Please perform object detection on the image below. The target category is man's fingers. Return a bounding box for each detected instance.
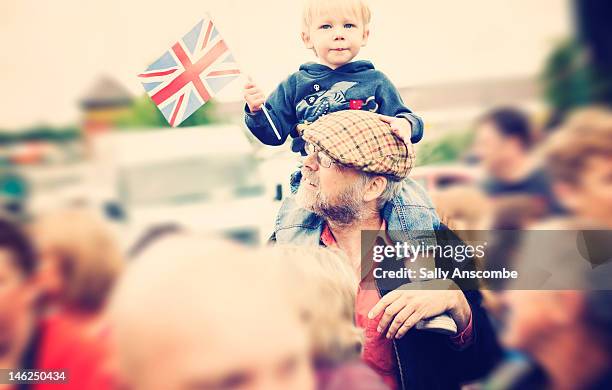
[385,306,415,339]
[376,299,406,334]
[244,86,260,94]
[378,114,395,123]
[395,310,423,339]
[247,93,265,101]
[368,290,399,319]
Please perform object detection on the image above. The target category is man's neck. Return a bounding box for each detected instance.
[327,210,382,270]
[494,155,532,183]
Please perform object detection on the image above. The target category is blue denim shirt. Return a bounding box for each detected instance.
[270,178,440,245]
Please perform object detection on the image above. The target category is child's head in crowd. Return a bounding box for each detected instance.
[110,237,315,390]
[32,209,123,313]
[301,0,371,69]
[269,246,361,365]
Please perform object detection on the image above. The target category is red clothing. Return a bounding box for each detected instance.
[321,222,473,390]
[316,360,390,390]
[30,314,114,390]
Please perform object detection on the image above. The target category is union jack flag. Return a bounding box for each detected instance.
[139,17,241,127]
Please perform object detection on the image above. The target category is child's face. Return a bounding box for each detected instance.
[302,10,369,69]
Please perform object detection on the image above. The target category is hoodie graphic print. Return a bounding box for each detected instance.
[244,60,424,152]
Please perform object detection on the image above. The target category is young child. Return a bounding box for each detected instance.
[243,0,423,163]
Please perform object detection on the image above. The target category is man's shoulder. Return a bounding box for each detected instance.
[383,178,441,234]
[271,195,324,245]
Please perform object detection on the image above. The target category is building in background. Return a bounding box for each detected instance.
[80,76,134,137]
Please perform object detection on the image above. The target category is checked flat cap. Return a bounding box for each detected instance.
[301,110,415,180]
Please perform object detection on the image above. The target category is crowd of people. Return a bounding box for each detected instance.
[2,0,611,387]
[0,103,610,390]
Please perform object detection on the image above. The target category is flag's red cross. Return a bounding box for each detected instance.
[151,39,228,107]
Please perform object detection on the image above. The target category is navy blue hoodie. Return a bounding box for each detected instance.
[245,60,424,151]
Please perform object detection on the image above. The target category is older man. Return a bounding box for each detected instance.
[271,110,501,390]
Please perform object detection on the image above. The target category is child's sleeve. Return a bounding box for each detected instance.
[376,73,424,144]
[244,75,298,146]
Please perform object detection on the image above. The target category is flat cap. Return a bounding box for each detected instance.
[301,110,415,180]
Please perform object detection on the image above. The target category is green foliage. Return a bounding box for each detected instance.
[115,94,218,130]
[541,39,593,113]
[416,130,474,166]
[541,38,612,123]
[0,126,80,145]
[115,95,168,128]
[177,99,217,127]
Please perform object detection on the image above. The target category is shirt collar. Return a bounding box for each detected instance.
[320,219,392,248]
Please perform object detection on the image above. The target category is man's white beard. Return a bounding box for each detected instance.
[295,172,365,226]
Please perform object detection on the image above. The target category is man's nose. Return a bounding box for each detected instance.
[303,153,319,171]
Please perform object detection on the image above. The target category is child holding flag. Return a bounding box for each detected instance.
[243,0,423,189]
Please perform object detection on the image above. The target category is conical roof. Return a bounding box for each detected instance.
[80,76,133,109]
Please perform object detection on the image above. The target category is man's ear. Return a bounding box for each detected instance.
[302,31,314,49]
[362,27,370,47]
[363,176,387,203]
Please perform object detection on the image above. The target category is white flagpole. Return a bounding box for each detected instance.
[260,105,282,141]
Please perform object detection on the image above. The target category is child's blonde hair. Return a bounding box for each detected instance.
[267,245,362,364]
[33,208,124,312]
[302,0,372,32]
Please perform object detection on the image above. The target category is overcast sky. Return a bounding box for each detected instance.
[0,0,570,129]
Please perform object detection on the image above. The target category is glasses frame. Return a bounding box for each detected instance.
[304,142,334,168]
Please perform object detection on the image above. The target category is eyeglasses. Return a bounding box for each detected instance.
[304,142,334,168]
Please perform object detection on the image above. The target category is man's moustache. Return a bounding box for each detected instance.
[301,172,319,186]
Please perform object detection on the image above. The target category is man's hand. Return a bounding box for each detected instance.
[244,78,265,113]
[368,282,471,340]
[379,115,412,145]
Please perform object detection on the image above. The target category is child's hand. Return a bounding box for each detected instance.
[379,115,413,145]
[244,78,265,113]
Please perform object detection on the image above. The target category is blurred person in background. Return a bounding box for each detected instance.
[269,246,389,389]
[473,107,564,228]
[475,107,612,389]
[110,236,315,390]
[430,186,493,232]
[483,256,612,389]
[0,218,111,390]
[31,209,123,339]
[541,107,612,228]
